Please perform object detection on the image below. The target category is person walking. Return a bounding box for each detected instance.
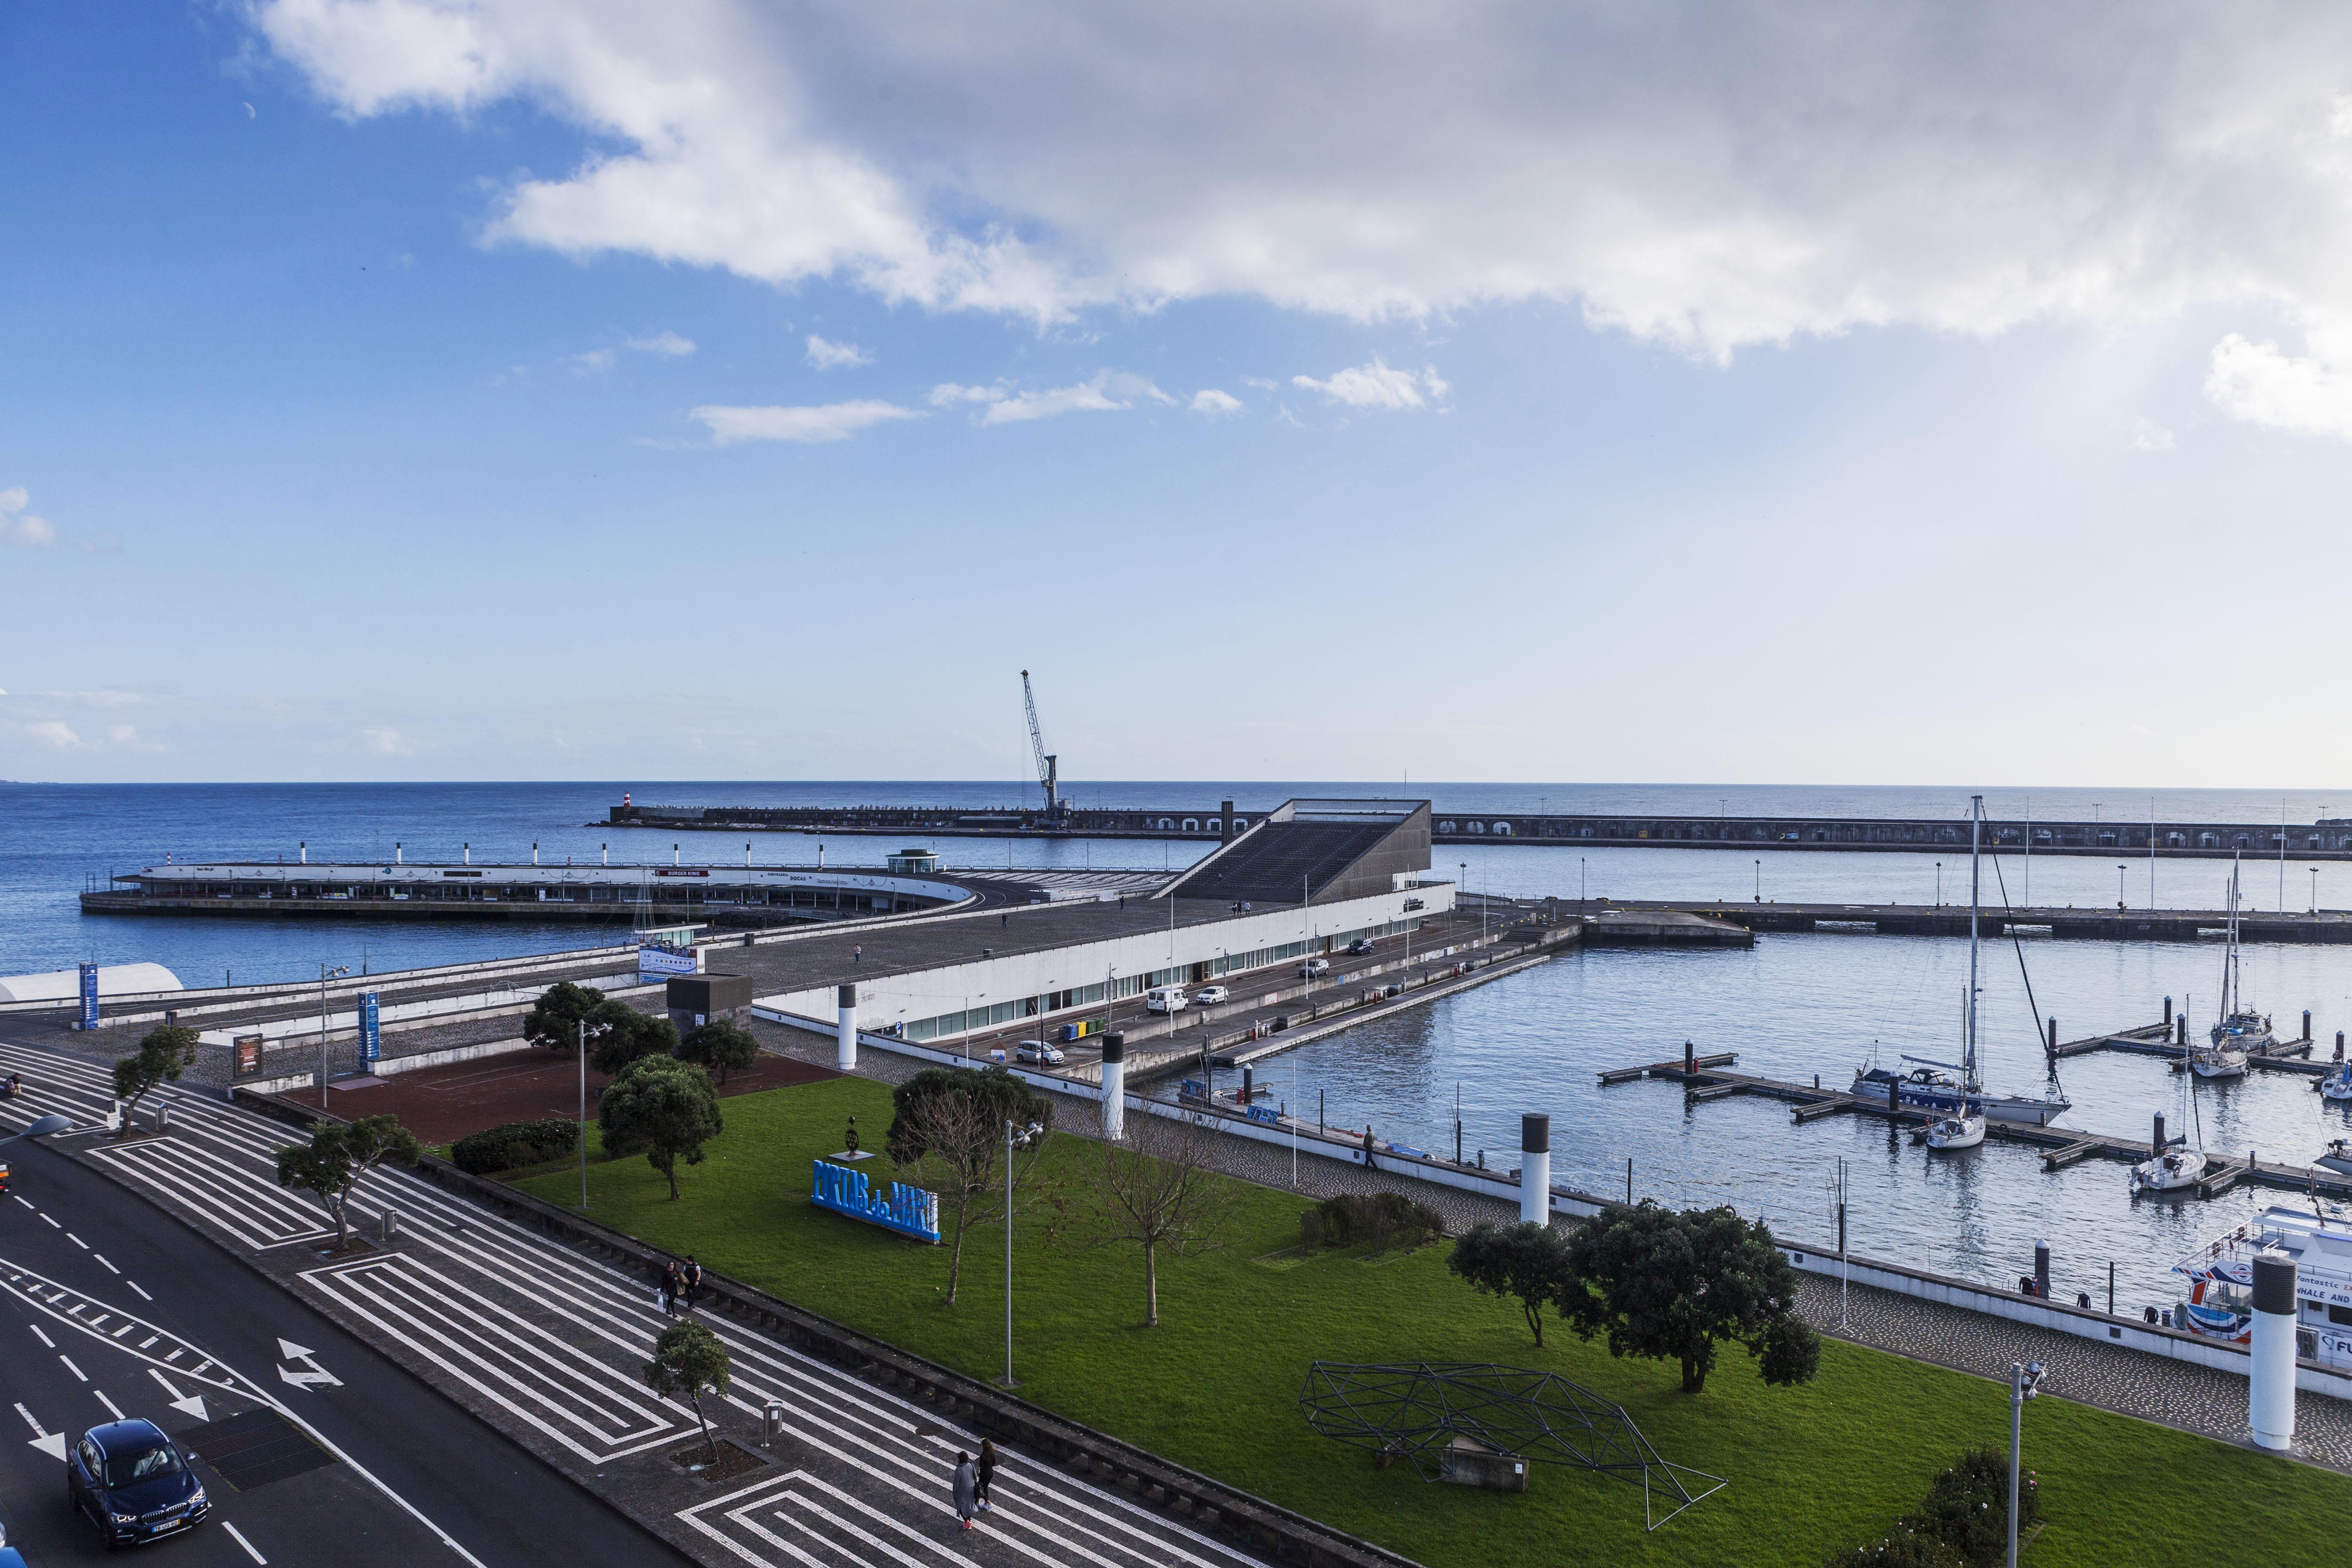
[951,1451,978,1530]
[1362,1125,1378,1171]
[853,944,863,964]
[657,1260,679,1318]
[975,1440,999,1512]
[682,1255,704,1311]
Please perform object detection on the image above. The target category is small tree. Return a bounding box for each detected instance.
[587,1000,678,1077]
[1557,1202,1821,1393]
[679,1019,759,1086]
[885,1066,1054,1306]
[643,1320,731,1465]
[112,1025,199,1137]
[599,1056,723,1200]
[1447,1220,1573,1346]
[274,1114,421,1248]
[1089,1111,1235,1326]
[524,980,607,1054]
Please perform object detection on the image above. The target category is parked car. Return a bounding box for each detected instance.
[1014,1039,1065,1066]
[67,1420,208,1547]
[1347,938,1376,955]
[1297,959,1329,977]
[1193,985,1231,1005]
[1144,987,1189,1013]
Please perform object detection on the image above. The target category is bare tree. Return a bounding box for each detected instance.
[1089,1109,1236,1327]
[889,1067,1053,1306]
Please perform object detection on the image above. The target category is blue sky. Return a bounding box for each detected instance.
[9,3,2352,788]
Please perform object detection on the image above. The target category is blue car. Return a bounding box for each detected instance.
[66,1419,209,1546]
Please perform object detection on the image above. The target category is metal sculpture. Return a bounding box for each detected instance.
[1298,1361,1726,1530]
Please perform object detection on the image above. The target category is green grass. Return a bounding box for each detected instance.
[516,1080,2347,1567]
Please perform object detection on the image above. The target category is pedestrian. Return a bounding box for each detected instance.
[658,1260,678,1318]
[975,1439,998,1512]
[683,1255,704,1310]
[952,1451,978,1530]
[854,944,863,964]
[1362,1125,1377,1171]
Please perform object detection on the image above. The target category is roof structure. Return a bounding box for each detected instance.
[1162,799,1432,906]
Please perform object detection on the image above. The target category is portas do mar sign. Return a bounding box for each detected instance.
[810,1159,941,1245]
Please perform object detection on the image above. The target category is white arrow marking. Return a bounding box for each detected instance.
[17,1401,64,1462]
[276,1338,312,1361]
[278,1366,339,1391]
[149,1369,208,1421]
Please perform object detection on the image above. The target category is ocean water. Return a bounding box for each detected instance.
[6,779,2349,1309]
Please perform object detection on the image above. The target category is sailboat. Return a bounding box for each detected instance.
[2131,1034,2210,1194]
[2192,860,2259,1079]
[2319,1057,2352,1103]
[1924,797,1988,1152]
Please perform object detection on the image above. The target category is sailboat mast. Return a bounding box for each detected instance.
[1967,794,1982,1090]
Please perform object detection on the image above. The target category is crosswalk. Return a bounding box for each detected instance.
[0,1041,1270,1568]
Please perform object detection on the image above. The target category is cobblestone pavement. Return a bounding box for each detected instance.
[757,1021,2352,1476]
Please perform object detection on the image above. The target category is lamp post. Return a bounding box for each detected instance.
[1001,1117,1044,1387]
[1754,859,1760,902]
[318,963,350,1112]
[2312,867,2320,914]
[2118,863,2128,911]
[2007,1361,2047,1568]
[578,1018,589,1210]
[1935,862,1942,907]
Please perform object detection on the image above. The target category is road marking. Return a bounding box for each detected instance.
[9,1196,30,1209]
[94,1388,124,1420]
[150,1370,209,1421]
[39,1213,59,1228]
[140,1335,159,1348]
[29,1323,53,1347]
[59,1354,87,1382]
[166,1348,183,1361]
[14,1402,41,1435]
[66,1232,88,1250]
[128,1281,152,1301]
[95,1253,120,1274]
[221,1520,267,1563]
[16,1402,64,1463]
[113,1322,135,1337]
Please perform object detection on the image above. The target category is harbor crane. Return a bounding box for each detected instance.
[1020,670,1066,825]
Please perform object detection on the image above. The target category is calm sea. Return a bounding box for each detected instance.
[6,779,2347,1310]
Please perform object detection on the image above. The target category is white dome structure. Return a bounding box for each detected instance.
[0,963,183,1004]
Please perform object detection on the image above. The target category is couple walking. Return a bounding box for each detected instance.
[657,1255,703,1317]
[950,1441,999,1529]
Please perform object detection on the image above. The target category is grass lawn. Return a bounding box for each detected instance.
[516,1078,2346,1567]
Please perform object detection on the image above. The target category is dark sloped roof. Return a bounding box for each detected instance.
[1168,821,1392,906]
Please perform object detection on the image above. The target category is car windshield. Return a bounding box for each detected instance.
[105,1443,181,1488]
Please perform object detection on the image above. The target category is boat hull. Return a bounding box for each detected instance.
[1852,1074,2070,1126]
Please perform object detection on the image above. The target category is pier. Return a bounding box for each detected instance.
[1577,896,2352,946]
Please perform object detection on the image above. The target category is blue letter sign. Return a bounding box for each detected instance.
[359,992,381,1063]
[810,1160,941,1244]
[78,962,99,1031]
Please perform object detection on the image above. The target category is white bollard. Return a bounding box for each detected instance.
[1100,1034,1126,1140]
[1520,1114,1551,1226]
[835,985,858,1072]
[2250,1249,2298,1451]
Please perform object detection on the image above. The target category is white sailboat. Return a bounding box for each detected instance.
[1925,797,1988,1152]
[2192,859,2258,1080]
[2319,1058,2352,1103]
[2131,1034,2209,1194]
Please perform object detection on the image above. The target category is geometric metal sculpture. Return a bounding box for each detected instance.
[1299,1362,1727,1530]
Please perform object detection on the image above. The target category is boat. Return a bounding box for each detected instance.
[2316,1138,2352,1178]
[2317,1058,2352,1103]
[1924,798,1988,1153]
[2167,1206,2352,1368]
[2190,860,2259,1079]
[2130,1051,2209,1194]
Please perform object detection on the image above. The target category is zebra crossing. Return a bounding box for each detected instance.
[0,1042,1270,1568]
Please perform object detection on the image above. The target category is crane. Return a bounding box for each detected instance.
[1019,670,1063,823]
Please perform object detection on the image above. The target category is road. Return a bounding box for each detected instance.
[0,1114,691,1568]
[0,1041,1274,1568]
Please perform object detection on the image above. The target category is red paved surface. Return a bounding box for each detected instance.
[278,1048,840,1145]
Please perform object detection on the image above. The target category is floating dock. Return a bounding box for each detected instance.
[1575,898,2352,947]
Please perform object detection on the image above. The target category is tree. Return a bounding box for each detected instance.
[1556,1202,1821,1393]
[885,1066,1054,1306]
[679,1019,759,1085]
[524,981,607,1054]
[1089,1110,1235,1326]
[586,1000,678,1077]
[273,1114,422,1248]
[643,1321,731,1465]
[599,1056,723,1200]
[1447,1220,1574,1346]
[112,1025,199,1137]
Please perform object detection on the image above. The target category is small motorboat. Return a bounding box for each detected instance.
[2315,1138,2352,1179]
[1925,1109,1986,1151]
[2319,1060,2352,1103]
[2132,1146,2209,1194]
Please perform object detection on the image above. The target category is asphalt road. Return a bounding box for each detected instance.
[0,1131,692,1568]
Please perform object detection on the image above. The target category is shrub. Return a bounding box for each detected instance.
[1826,1446,2037,1568]
[451,1119,580,1175]
[1302,1191,1447,1253]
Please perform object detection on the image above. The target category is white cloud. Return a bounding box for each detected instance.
[24,720,79,748]
[930,370,1171,425]
[928,382,1004,406]
[627,330,696,357]
[1291,359,1447,411]
[0,486,57,547]
[2205,325,2352,440]
[362,725,421,756]
[2130,416,2177,452]
[805,334,871,368]
[1190,388,1243,416]
[691,399,921,444]
[250,2,2352,362]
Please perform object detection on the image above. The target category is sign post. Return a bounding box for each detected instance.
[359,992,381,1065]
[77,962,99,1031]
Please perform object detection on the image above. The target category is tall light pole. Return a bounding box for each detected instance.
[2118,863,2127,911]
[2007,1361,2047,1568]
[1753,859,1760,902]
[578,1018,589,1210]
[2313,866,2320,914]
[1935,862,1942,906]
[318,962,350,1112]
[1001,1117,1042,1388]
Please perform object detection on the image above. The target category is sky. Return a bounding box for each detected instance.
[9,2,2352,787]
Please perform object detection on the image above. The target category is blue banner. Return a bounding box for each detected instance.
[77,962,98,1030]
[359,992,380,1063]
[810,1159,941,1244]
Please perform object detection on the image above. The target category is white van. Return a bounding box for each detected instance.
[1144,987,1189,1014]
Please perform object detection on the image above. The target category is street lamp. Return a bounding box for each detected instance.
[0,1114,73,1146]
[1753,859,1760,902]
[318,963,350,1111]
[2312,867,2320,914]
[1934,862,1942,906]
[1000,1116,1046,1388]
[2007,1361,2047,1568]
[2117,863,2127,911]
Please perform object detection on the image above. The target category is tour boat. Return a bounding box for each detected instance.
[2167,1207,2352,1370]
